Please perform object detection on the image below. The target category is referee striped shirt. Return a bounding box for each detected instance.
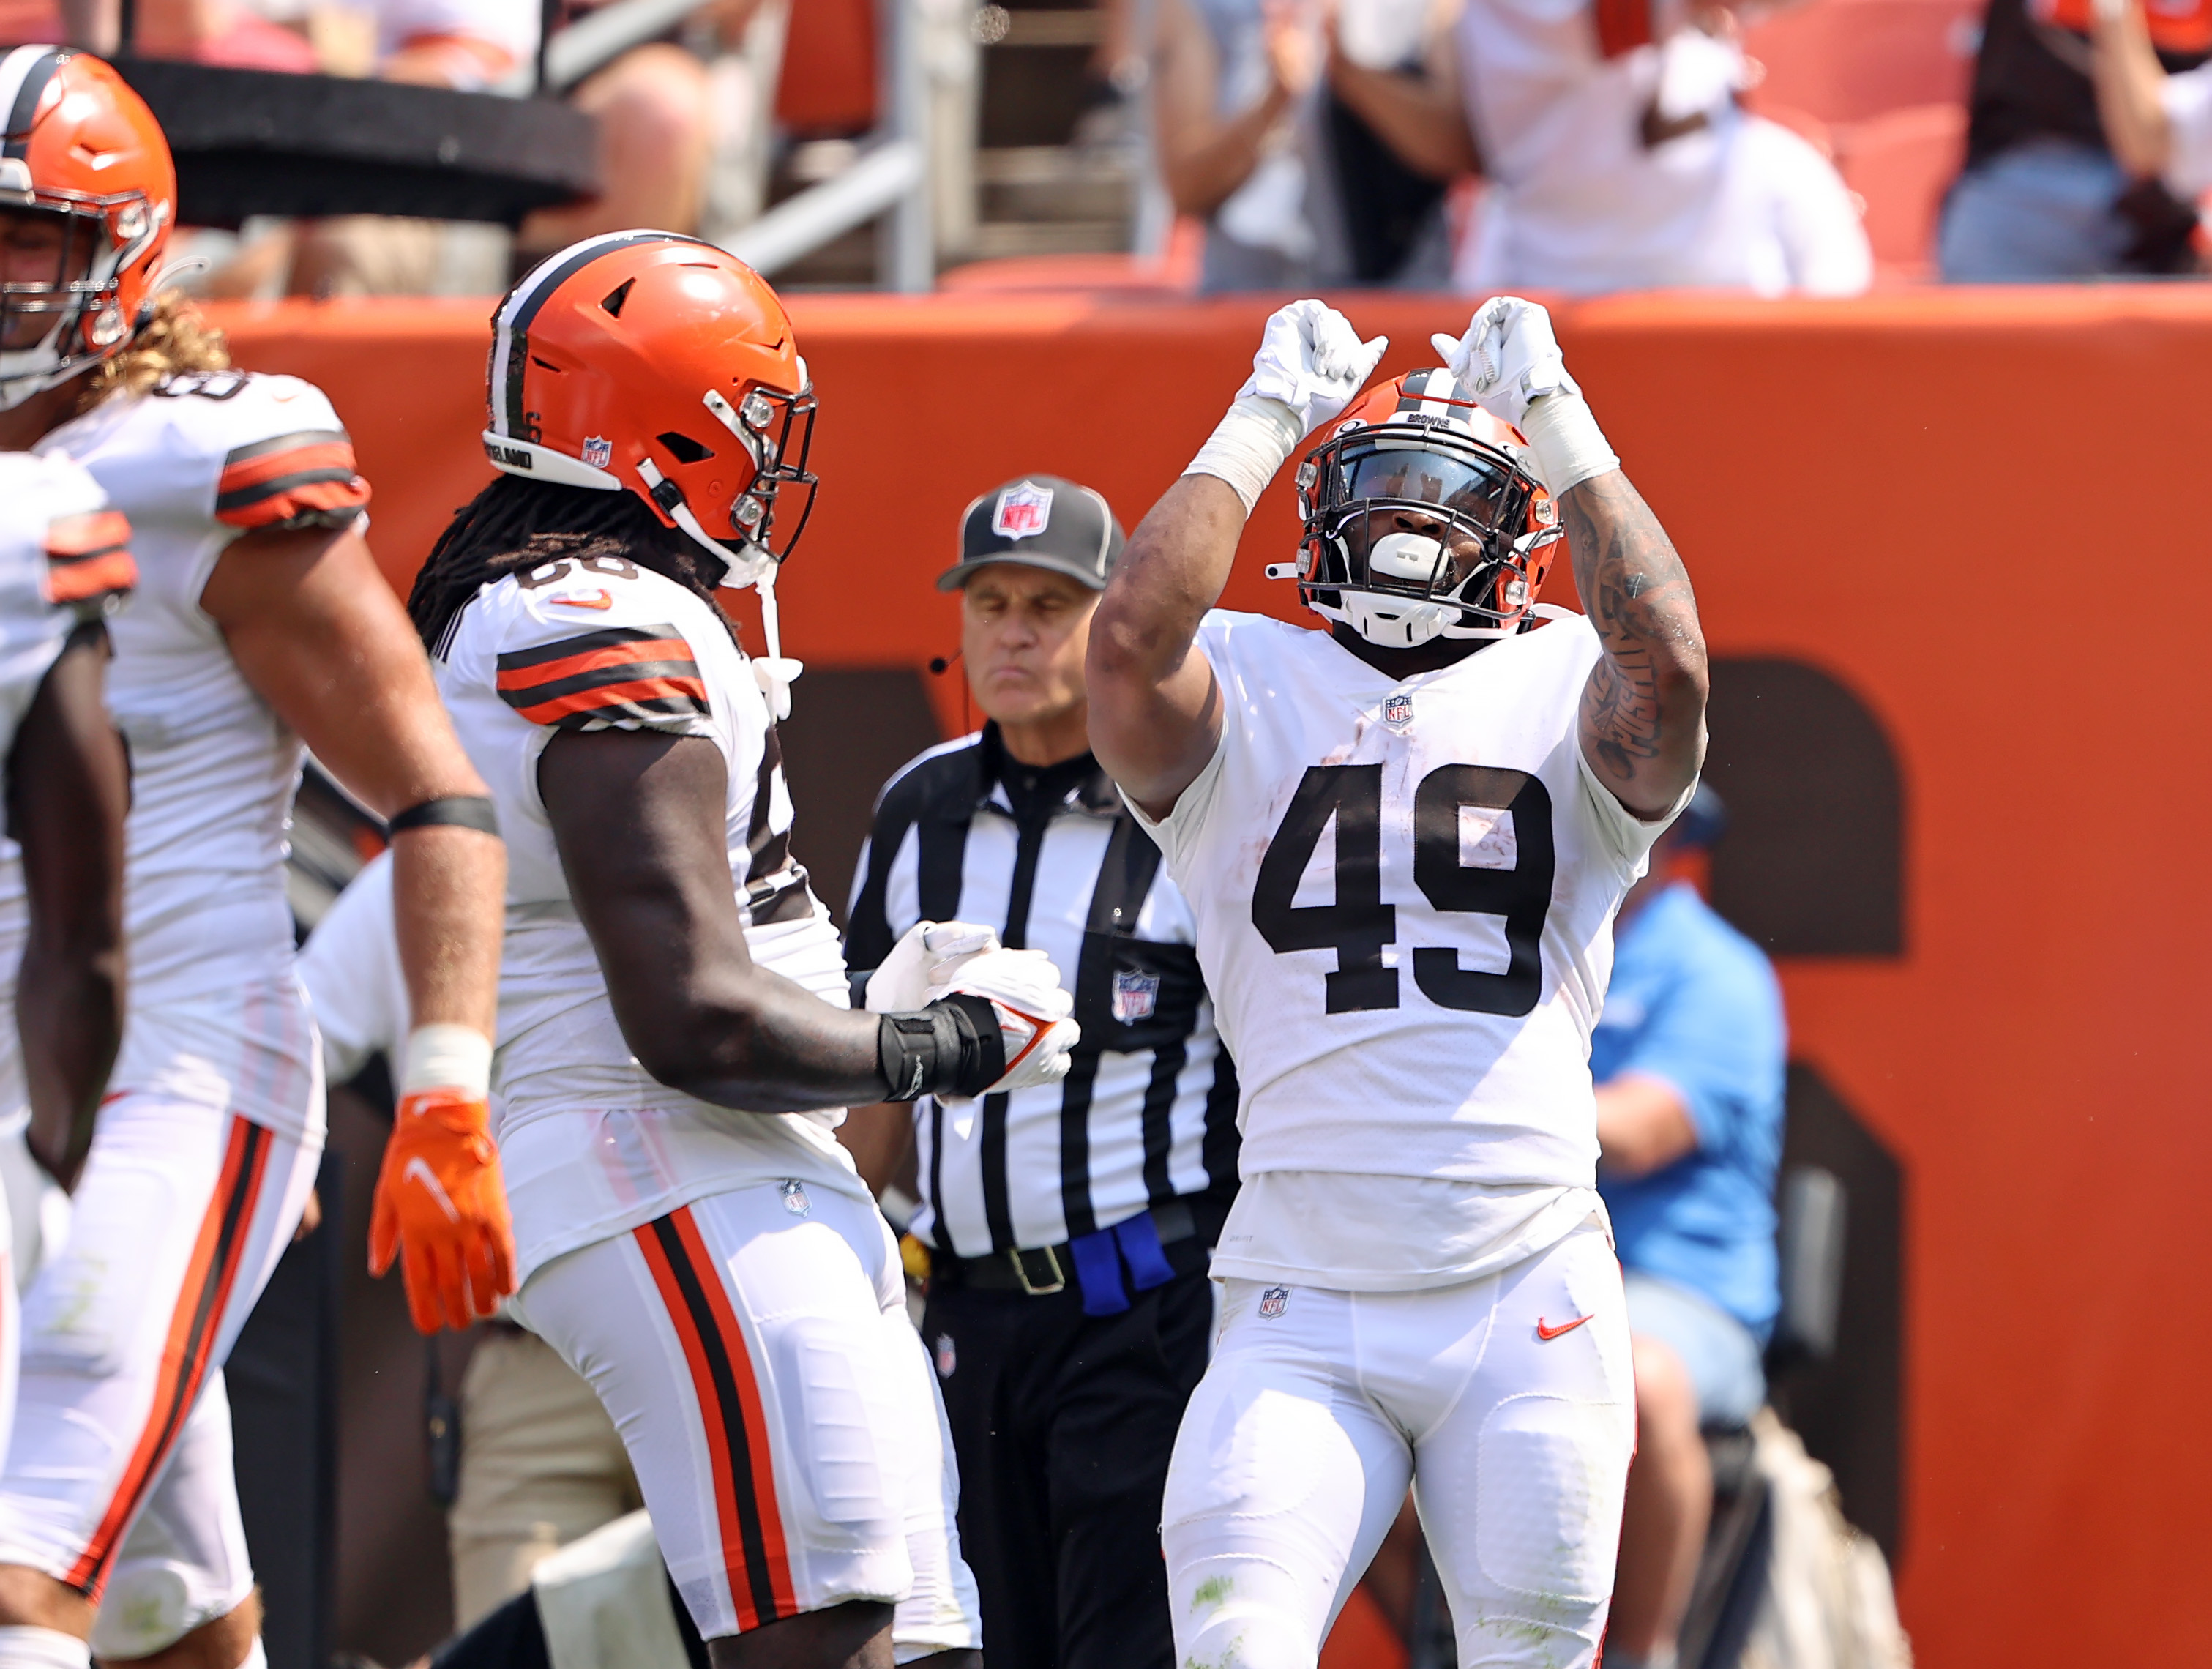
[845,724,1238,1258]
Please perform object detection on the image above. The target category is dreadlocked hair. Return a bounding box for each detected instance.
[410,472,745,657]
[81,290,230,409]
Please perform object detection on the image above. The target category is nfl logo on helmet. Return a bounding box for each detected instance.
[993,480,1053,539]
[582,435,613,469]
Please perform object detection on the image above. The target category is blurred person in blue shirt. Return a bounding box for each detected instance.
[1592,784,1785,1669]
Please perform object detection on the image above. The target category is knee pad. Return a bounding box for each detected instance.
[1178,1600,1319,1669]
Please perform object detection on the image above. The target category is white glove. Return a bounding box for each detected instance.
[864,920,1001,1015]
[1241,299,1390,436]
[1430,296,1580,431]
[932,946,1081,1096]
[1430,296,1618,496]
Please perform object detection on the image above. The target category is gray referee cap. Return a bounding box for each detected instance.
[937,475,1126,592]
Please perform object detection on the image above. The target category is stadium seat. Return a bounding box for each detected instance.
[777,0,876,135]
[1742,0,1981,125]
[1834,102,1968,276]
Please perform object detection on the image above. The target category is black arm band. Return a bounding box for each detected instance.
[388,795,501,838]
[876,994,1006,1102]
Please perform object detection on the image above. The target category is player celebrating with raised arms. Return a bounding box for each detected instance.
[1087,295,1708,1669]
[411,231,1078,1669]
[0,48,509,1669]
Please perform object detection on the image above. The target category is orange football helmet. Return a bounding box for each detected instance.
[1282,367,1563,649]
[0,47,175,411]
[482,231,817,590]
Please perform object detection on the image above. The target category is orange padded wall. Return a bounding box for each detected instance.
[209,287,2212,1669]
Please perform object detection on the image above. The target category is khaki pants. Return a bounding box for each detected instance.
[447,1327,641,1631]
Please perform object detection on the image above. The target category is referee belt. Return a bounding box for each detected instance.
[935,1196,1222,1317]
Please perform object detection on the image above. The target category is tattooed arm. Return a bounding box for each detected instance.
[1562,471,1708,819]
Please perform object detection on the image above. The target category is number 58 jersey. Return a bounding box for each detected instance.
[1129,608,1683,1198]
[432,554,864,1284]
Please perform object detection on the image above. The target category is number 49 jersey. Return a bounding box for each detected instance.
[1132,608,1681,1195]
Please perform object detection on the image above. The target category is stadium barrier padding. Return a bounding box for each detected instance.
[206,286,2212,1669]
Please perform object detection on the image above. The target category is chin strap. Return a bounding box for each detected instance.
[750,567,803,723]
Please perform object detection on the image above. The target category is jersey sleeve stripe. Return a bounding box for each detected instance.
[48,549,138,605]
[495,632,694,685]
[493,624,687,673]
[506,679,713,728]
[215,436,370,528]
[45,509,136,605]
[45,509,130,557]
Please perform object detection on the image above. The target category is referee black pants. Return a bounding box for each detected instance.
[922,1263,1214,1669]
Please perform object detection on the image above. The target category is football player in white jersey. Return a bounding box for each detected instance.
[1086,295,1709,1669]
[408,231,1077,1669]
[0,455,133,1475]
[0,48,509,1669]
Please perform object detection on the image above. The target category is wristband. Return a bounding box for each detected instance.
[389,795,501,837]
[402,1023,493,1099]
[1182,395,1307,515]
[1517,392,1620,499]
[876,995,1006,1102]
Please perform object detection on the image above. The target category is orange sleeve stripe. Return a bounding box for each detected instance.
[495,638,695,691]
[45,509,130,559]
[215,477,372,530]
[509,676,711,725]
[48,550,138,604]
[216,441,359,496]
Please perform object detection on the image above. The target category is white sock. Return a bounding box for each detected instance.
[0,1627,89,1669]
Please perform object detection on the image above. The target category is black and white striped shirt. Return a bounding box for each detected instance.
[845,725,1238,1258]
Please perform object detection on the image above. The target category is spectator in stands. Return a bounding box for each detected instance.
[2082,0,2212,234]
[1941,0,2209,279]
[1151,0,1457,289]
[1590,787,1787,1669]
[1324,0,1872,294]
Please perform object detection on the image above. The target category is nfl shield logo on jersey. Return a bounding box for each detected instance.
[1110,968,1160,1023]
[780,1179,811,1216]
[1383,692,1414,732]
[582,435,613,469]
[1259,1285,1290,1319]
[993,480,1053,539]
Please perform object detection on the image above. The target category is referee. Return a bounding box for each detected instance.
[845,475,1237,1669]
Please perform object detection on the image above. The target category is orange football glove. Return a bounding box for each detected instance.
[369,1088,517,1334]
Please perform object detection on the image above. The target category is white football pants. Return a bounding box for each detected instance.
[1162,1218,1634,1669]
[516,1178,982,1658]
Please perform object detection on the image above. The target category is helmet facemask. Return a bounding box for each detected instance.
[692,376,818,585]
[0,181,162,413]
[1294,417,1561,650]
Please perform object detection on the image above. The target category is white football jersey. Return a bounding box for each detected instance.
[13,372,371,1014]
[433,554,864,1282]
[0,452,130,766]
[1133,608,1677,1198]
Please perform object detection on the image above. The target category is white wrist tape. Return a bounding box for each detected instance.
[402,1023,493,1099]
[1182,395,1306,515]
[1517,392,1621,498]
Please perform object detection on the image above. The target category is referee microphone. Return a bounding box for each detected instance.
[929,649,963,676]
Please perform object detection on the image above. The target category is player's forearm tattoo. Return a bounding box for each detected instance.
[1563,473,1705,788]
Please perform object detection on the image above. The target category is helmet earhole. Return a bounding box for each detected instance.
[656,431,714,463]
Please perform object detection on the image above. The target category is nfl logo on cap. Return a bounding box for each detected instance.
[993,480,1053,540]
